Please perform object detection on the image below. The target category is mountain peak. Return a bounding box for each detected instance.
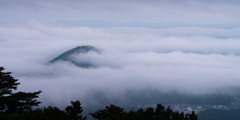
[72,45,98,53]
[48,45,99,68]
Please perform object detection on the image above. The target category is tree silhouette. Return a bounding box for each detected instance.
[90,104,198,120]
[0,67,87,120]
[0,66,41,114]
[65,101,86,120]
[89,104,125,120]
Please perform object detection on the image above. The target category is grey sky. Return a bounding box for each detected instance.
[1,0,240,24]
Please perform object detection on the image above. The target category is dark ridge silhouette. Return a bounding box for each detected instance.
[49,45,100,68]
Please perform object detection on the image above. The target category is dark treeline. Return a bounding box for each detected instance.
[0,101,86,120]
[89,104,197,120]
[0,66,197,120]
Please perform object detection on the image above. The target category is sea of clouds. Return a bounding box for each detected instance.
[0,23,240,110]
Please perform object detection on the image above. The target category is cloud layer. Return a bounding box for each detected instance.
[0,23,240,109]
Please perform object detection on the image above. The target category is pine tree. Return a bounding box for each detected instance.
[0,66,41,114]
[65,101,86,120]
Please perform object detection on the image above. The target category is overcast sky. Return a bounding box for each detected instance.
[1,0,240,25]
[0,0,240,109]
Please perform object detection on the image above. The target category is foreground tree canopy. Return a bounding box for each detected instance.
[0,66,86,120]
[0,66,198,120]
[0,67,41,114]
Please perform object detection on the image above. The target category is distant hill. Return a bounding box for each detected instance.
[48,45,100,68]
